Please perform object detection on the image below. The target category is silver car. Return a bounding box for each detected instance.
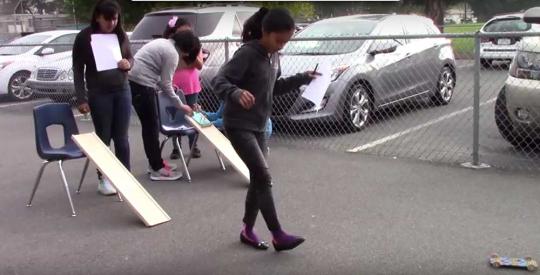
[275,14,456,131]
[495,7,540,148]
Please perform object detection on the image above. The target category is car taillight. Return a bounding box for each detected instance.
[480,37,494,43]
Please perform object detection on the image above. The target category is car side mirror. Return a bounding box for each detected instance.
[369,44,397,56]
[524,7,540,23]
[40,47,55,56]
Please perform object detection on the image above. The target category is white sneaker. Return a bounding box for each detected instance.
[150,167,183,181]
[98,178,117,196]
[147,161,178,174]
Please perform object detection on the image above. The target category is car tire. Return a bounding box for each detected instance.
[343,83,372,132]
[494,87,530,148]
[481,58,491,69]
[7,71,32,101]
[431,66,455,106]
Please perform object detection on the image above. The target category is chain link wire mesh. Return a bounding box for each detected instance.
[3,31,540,171]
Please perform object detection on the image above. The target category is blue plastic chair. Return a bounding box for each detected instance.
[28,103,89,216]
[156,92,225,182]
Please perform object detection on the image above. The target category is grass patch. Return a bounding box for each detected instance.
[444,23,484,59]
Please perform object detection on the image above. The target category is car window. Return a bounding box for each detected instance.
[484,18,531,32]
[41,33,77,54]
[373,20,407,46]
[282,19,377,55]
[194,12,224,37]
[130,12,223,39]
[131,13,197,40]
[0,33,51,55]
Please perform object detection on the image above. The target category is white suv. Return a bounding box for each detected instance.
[480,13,540,69]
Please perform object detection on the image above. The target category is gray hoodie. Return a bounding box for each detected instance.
[212,40,311,132]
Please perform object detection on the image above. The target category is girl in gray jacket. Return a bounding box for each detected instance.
[212,7,319,252]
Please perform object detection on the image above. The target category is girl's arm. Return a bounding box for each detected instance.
[273,57,313,96]
[211,47,250,103]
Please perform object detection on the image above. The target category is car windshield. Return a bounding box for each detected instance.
[484,18,531,32]
[282,20,377,55]
[130,12,224,40]
[0,34,51,55]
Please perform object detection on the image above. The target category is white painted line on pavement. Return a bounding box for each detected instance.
[0,99,49,109]
[347,97,497,153]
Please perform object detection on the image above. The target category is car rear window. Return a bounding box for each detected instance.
[483,18,531,32]
[130,12,224,40]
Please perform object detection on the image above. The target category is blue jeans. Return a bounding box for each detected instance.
[88,85,131,178]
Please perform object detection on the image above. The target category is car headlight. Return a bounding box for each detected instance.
[510,51,540,80]
[67,68,73,81]
[0,61,13,71]
[331,65,350,81]
[58,70,68,81]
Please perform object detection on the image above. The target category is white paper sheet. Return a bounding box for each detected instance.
[90,34,122,72]
[301,61,331,110]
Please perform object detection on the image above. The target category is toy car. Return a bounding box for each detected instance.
[489,253,538,271]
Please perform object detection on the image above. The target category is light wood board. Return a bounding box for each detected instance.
[185,116,250,183]
[72,132,171,227]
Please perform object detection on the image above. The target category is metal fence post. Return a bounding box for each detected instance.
[224,37,230,62]
[462,31,489,169]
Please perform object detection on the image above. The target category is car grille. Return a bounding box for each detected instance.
[37,69,58,81]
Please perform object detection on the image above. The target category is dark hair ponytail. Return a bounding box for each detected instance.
[90,0,127,44]
[163,16,191,39]
[242,7,295,43]
[241,7,269,43]
[172,30,201,64]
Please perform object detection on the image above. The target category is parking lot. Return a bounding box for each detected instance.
[1,92,540,274]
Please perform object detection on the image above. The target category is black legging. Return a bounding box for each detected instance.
[226,128,281,231]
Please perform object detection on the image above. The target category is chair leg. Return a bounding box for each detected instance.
[76,158,90,194]
[215,149,226,171]
[27,160,51,207]
[176,138,191,182]
[58,160,77,217]
[185,134,199,167]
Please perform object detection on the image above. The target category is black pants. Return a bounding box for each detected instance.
[88,85,131,179]
[130,80,164,171]
[226,128,281,231]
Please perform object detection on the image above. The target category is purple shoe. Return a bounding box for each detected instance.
[240,230,269,250]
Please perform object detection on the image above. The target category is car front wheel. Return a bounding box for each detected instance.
[8,71,32,101]
[431,66,455,105]
[344,83,372,132]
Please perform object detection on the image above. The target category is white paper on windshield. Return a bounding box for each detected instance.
[90,34,122,72]
[301,61,331,111]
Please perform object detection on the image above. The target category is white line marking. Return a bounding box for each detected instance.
[0,99,49,109]
[347,97,497,153]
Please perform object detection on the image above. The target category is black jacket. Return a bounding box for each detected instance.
[212,40,311,132]
[72,27,133,104]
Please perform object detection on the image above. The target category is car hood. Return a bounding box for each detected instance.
[36,53,73,69]
[279,53,360,77]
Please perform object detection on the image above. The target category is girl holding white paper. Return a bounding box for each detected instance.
[73,0,132,196]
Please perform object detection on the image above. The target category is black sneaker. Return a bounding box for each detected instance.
[191,146,201,158]
[170,149,180,160]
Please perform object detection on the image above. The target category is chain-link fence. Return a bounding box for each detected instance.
[3,31,540,171]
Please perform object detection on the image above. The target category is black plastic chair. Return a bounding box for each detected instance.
[156,92,225,182]
[28,103,89,216]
